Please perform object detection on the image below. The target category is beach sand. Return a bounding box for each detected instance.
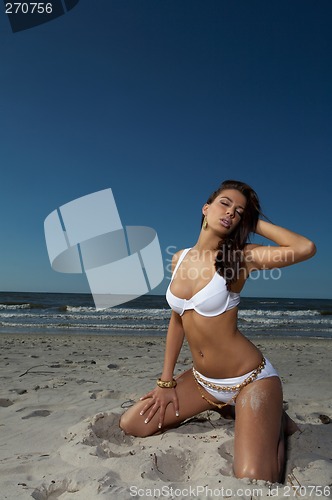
[0,334,331,499]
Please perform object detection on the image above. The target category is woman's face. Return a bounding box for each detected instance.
[203,189,247,235]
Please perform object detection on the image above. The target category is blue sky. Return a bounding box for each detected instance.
[0,0,331,299]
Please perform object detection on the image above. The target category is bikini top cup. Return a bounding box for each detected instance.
[166,248,240,317]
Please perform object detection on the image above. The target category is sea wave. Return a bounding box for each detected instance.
[0,321,166,331]
[239,309,320,317]
[239,317,331,326]
[0,292,331,337]
[0,303,31,310]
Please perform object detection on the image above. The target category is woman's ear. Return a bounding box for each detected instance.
[202,203,209,216]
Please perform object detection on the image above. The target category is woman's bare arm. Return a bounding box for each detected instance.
[160,311,185,380]
[244,219,316,272]
[139,253,185,426]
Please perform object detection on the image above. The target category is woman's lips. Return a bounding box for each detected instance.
[220,218,231,228]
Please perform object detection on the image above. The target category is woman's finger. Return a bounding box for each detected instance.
[157,404,167,429]
[144,401,161,424]
[139,390,154,401]
[173,394,180,417]
[139,398,155,417]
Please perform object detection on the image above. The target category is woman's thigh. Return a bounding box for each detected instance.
[120,368,218,437]
[233,376,283,482]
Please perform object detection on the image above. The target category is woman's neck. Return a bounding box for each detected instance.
[193,229,224,254]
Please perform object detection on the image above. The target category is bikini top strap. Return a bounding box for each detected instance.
[171,248,191,279]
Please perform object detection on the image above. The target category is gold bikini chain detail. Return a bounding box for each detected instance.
[192,358,266,409]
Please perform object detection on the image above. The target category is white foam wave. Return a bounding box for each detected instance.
[65,305,169,314]
[239,309,320,317]
[65,306,95,312]
[0,321,166,331]
[239,317,332,326]
[0,303,30,310]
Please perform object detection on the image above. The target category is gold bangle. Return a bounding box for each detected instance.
[156,378,177,389]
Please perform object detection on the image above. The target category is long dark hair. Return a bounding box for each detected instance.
[202,180,263,288]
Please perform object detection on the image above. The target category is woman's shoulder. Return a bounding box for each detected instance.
[172,248,189,262]
[170,248,190,270]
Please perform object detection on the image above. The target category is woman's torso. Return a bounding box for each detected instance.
[166,248,262,378]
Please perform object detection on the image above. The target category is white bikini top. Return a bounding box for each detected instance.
[166,248,240,317]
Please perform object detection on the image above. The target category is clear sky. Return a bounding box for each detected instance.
[0,0,331,299]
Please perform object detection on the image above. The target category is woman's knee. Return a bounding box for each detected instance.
[119,410,138,436]
[119,410,153,438]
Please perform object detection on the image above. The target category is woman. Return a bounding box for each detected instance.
[119,180,316,483]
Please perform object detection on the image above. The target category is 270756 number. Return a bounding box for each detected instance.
[283,485,331,497]
[5,3,53,14]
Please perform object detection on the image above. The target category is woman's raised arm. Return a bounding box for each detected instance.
[244,219,316,272]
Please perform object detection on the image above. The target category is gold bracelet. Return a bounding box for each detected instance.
[157,378,177,388]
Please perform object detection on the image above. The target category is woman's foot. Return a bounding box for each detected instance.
[283,411,299,436]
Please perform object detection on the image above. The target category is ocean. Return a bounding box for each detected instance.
[0,291,331,339]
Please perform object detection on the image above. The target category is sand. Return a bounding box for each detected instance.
[0,334,331,500]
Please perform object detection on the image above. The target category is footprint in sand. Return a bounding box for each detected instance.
[89,389,121,400]
[84,413,134,458]
[22,410,52,419]
[0,398,14,407]
[144,448,197,482]
[31,478,79,500]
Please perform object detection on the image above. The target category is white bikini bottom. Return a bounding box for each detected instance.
[193,357,279,406]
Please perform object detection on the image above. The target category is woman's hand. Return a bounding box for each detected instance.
[139,386,179,429]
